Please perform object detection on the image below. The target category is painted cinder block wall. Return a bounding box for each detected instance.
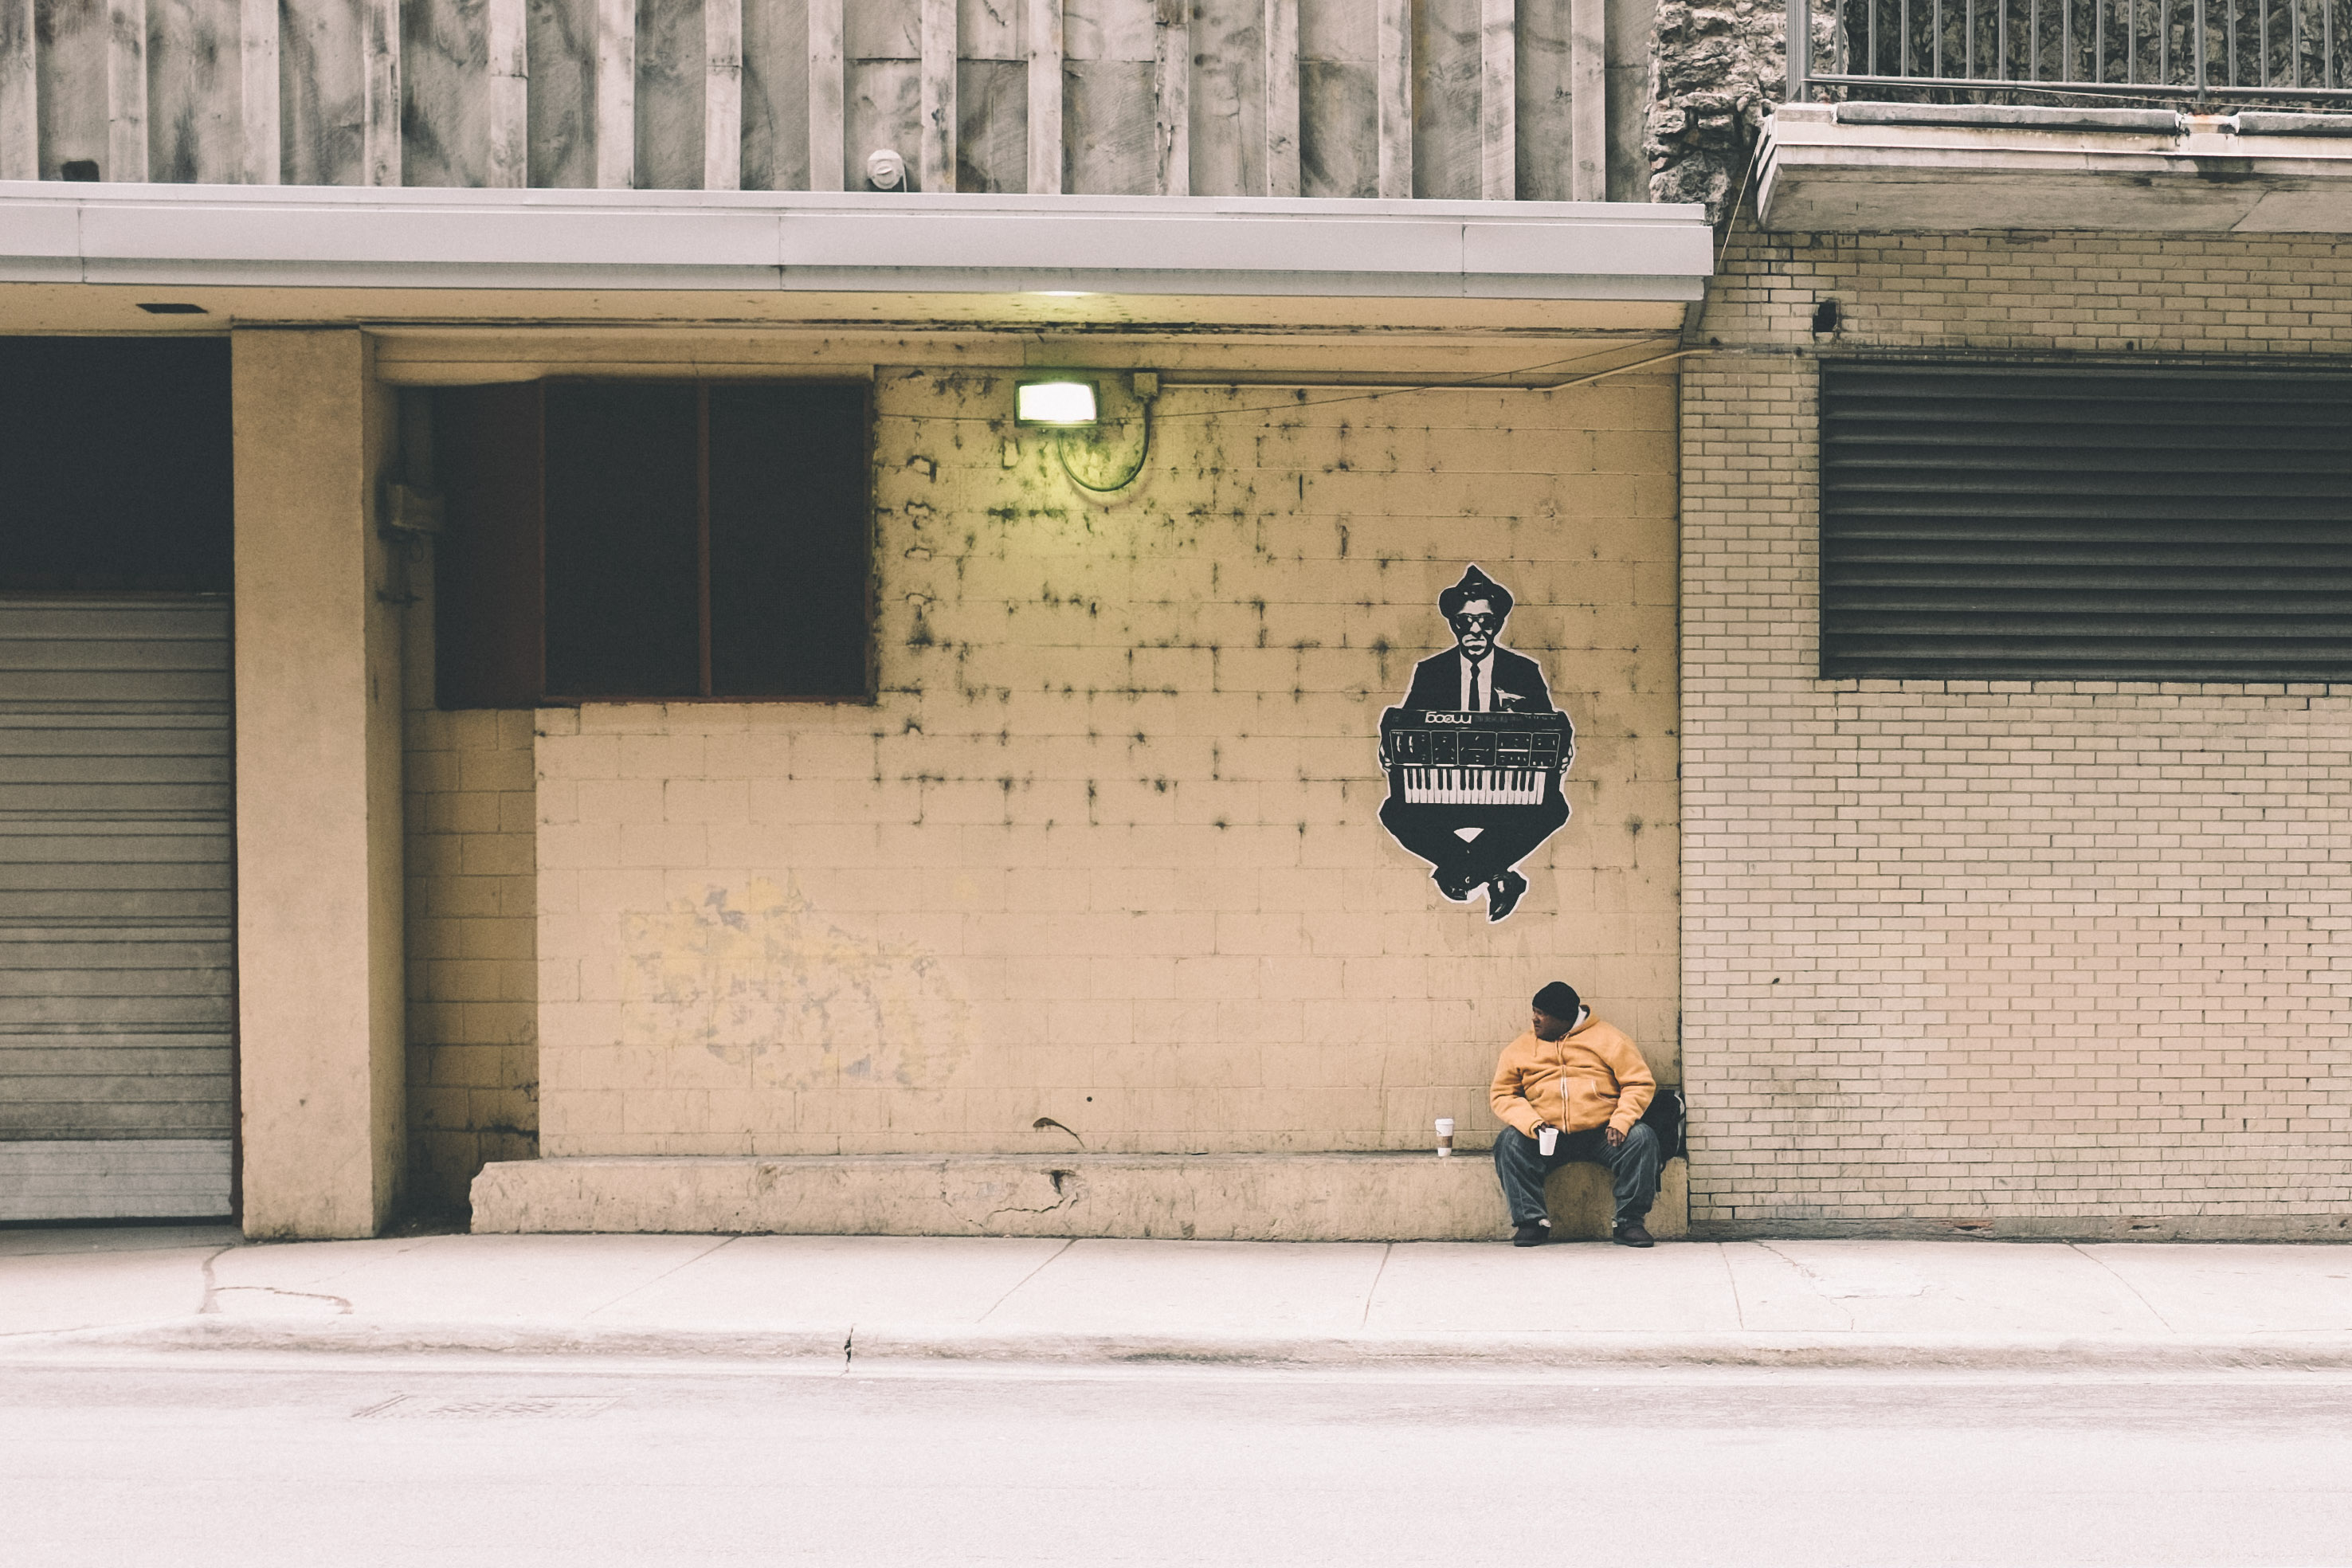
[1680,230,2352,1239]
[531,369,1683,1158]
[398,447,542,1212]
[402,704,540,1212]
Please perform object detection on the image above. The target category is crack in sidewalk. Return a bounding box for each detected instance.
[581,1235,741,1321]
[2068,1241,2178,1334]
[974,1237,1076,1326]
[1358,1243,1394,1331]
[195,1244,237,1315]
[1716,1243,1747,1331]
[207,1286,354,1314]
[1755,1241,1858,1331]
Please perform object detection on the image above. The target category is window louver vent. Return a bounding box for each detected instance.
[1820,363,2352,681]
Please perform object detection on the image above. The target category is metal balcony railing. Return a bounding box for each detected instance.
[1789,0,2352,104]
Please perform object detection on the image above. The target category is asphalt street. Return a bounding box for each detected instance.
[5,1354,2350,1567]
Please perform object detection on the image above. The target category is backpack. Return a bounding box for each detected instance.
[1639,1086,1686,1161]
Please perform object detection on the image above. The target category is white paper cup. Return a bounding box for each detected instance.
[1434,1117,1455,1155]
[1538,1126,1558,1157]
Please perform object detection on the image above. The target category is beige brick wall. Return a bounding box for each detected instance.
[1683,230,2352,1237]
[403,633,539,1209]
[536,370,1682,1157]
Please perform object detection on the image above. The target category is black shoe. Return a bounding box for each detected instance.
[1485,870,1527,922]
[1511,1220,1552,1247]
[1613,1221,1655,1249]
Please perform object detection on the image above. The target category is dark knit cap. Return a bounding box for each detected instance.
[1532,982,1580,1020]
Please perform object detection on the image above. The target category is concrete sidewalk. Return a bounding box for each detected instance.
[4,1225,2350,1370]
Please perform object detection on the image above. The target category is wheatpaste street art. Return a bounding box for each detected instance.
[1378,565,1574,923]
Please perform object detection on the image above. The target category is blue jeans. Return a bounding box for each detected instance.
[1492,1121,1660,1228]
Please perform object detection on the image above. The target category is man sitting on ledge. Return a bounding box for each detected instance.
[1490,981,1660,1249]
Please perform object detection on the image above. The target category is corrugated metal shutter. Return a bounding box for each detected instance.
[1820,363,2352,680]
[0,596,233,1221]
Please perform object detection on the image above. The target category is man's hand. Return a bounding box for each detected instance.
[1606,1125,1626,1149]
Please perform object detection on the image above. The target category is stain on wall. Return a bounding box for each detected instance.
[619,876,973,1092]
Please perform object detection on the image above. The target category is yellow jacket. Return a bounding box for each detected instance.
[1489,1013,1655,1139]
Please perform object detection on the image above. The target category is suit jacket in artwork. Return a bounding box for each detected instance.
[1401,646,1555,714]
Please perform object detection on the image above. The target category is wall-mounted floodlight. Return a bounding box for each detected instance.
[1015,378,1100,428]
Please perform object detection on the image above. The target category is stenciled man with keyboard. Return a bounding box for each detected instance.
[1376,564,1572,922]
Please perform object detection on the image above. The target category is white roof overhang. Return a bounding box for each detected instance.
[1760,103,2352,232]
[0,182,1712,312]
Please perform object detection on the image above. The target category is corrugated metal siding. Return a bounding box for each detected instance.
[0,596,233,1220]
[1820,364,2352,680]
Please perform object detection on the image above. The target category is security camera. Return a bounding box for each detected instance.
[866,149,907,191]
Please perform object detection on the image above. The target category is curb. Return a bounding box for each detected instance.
[10,1317,2352,1373]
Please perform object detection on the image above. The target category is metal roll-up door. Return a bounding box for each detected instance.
[1820,363,2352,680]
[0,595,234,1221]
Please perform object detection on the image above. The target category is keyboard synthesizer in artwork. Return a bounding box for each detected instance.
[1375,564,1574,923]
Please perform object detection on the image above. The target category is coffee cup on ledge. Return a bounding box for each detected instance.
[1434,1117,1455,1156]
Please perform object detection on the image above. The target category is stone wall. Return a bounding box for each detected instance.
[533,368,1683,1160]
[1680,229,2352,1238]
[1645,0,1784,217]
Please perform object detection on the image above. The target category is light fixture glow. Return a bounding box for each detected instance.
[1016,378,1099,427]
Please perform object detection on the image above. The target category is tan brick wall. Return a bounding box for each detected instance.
[403,659,539,1209]
[535,370,1682,1157]
[1683,230,2352,1236]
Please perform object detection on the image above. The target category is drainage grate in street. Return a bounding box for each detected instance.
[351,1394,619,1420]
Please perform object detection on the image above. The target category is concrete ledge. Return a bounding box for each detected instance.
[2234,112,2352,137]
[1834,102,2184,134]
[469,1152,1691,1243]
[1761,101,2352,231]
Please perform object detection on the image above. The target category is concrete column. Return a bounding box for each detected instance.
[233,329,406,1239]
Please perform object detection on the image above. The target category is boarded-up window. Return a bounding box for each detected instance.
[1821,363,2352,681]
[0,338,233,593]
[434,382,872,706]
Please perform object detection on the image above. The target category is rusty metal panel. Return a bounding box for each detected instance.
[1413,0,1481,198]
[526,0,597,187]
[634,0,707,188]
[147,0,245,183]
[956,55,1025,189]
[1063,0,1153,192]
[1296,0,1374,195]
[741,0,810,190]
[1821,362,2352,680]
[402,0,492,189]
[35,0,108,178]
